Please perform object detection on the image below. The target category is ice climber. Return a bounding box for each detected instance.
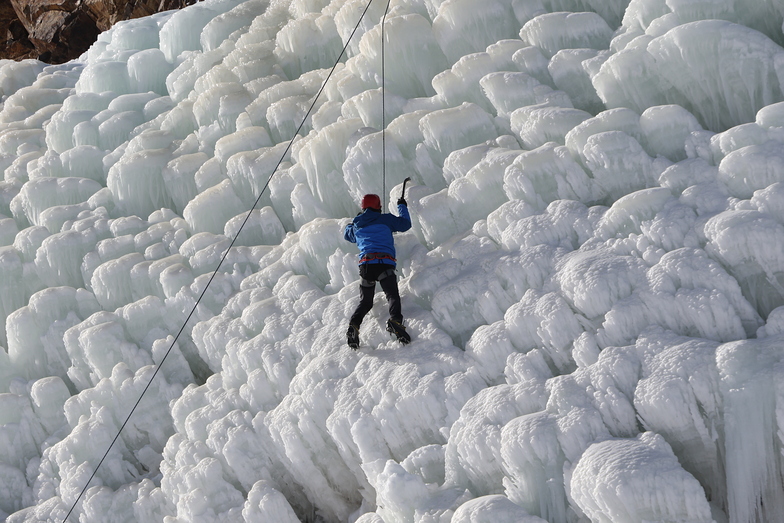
[344,193,412,349]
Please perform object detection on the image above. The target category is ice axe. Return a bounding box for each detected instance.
[399,177,411,201]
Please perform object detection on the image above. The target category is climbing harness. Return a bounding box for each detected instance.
[359,252,397,263]
[361,267,396,286]
[360,267,396,287]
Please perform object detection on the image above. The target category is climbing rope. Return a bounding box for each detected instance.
[381,0,392,208]
[62,0,378,519]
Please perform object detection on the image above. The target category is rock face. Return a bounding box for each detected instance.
[2,0,194,64]
[1,0,37,61]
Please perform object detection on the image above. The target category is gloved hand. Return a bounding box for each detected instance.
[397,197,407,206]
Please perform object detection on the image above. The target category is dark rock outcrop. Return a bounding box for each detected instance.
[1,0,37,61]
[2,0,195,64]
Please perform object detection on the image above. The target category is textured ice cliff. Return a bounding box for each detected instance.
[2,0,784,521]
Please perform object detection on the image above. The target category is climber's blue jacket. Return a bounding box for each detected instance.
[344,204,411,265]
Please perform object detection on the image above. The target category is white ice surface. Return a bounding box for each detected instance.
[2,0,784,521]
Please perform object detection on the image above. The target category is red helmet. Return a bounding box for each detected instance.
[361,194,381,210]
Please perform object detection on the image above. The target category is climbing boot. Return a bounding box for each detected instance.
[386,319,411,344]
[347,323,360,349]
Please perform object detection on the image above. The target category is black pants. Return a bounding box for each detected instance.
[349,263,402,327]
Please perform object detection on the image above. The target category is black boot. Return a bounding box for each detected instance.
[347,323,360,349]
[386,319,411,344]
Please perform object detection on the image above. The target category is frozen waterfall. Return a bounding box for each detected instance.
[2,0,784,521]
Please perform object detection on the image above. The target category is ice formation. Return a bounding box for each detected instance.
[1,0,784,521]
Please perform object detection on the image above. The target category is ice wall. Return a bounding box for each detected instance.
[2,0,784,521]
